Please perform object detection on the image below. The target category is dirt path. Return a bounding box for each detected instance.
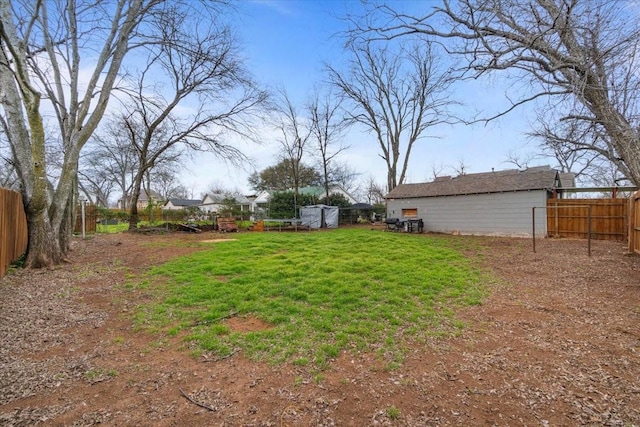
[1,231,639,426]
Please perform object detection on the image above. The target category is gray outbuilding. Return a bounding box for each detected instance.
[385,166,573,237]
[300,204,339,229]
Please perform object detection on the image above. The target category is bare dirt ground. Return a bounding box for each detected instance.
[1,229,639,426]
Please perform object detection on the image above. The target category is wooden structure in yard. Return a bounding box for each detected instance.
[177,223,201,233]
[546,198,627,241]
[74,204,97,234]
[630,191,640,254]
[0,188,28,279]
[217,217,238,232]
[248,220,264,231]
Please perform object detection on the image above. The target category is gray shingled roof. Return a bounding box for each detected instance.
[386,166,563,199]
[202,193,251,204]
[167,198,201,207]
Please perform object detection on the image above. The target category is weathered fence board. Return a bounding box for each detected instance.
[74,204,97,233]
[0,188,28,279]
[547,198,627,241]
[630,191,640,254]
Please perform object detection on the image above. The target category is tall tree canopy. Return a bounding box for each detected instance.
[350,0,640,185]
[248,159,321,192]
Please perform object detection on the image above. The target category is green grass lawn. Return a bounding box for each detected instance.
[133,228,490,368]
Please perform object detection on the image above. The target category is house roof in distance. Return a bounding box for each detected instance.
[166,198,201,207]
[201,193,251,204]
[386,166,571,199]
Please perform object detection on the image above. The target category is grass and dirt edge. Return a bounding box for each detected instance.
[125,229,496,370]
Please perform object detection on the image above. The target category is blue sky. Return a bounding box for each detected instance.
[183,0,542,197]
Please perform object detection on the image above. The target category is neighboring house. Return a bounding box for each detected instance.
[385,166,574,237]
[199,193,252,215]
[117,189,162,210]
[163,198,201,210]
[251,190,272,215]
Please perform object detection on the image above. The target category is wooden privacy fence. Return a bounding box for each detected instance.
[630,191,640,255]
[74,204,97,234]
[0,188,28,280]
[547,198,628,241]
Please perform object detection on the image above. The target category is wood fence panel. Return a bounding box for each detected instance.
[0,188,28,279]
[74,204,97,233]
[631,191,640,254]
[547,198,628,241]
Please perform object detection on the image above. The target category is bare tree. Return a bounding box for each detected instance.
[307,89,350,200]
[81,120,141,211]
[154,167,189,201]
[0,134,18,189]
[363,176,386,205]
[273,89,313,202]
[117,12,266,230]
[0,0,152,266]
[206,181,244,197]
[428,162,446,181]
[327,42,455,192]
[452,157,469,176]
[326,162,360,195]
[0,0,236,267]
[350,0,640,185]
[504,150,533,170]
[529,113,628,186]
[77,150,116,207]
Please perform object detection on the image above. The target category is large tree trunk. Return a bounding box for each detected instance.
[22,91,67,267]
[24,205,62,268]
[128,173,144,230]
[58,190,75,256]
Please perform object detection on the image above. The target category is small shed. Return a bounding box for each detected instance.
[300,204,339,229]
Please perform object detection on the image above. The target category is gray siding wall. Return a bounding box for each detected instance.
[386,191,548,237]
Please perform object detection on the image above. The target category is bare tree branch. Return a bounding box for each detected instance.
[327,41,456,191]
[347,0,640,185]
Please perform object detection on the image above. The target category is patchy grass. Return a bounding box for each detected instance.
[386,405,401,420]
[133,228,489,367]
[97,223,130,233]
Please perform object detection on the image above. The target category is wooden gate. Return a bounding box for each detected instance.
[547,198,628,241]
[630,191,640,254]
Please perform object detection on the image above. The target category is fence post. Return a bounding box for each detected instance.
[81,198,86,239]
[632,194,636,253]
[554,199,559,237]
[532,207,536,253]
[587,205,591,257]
